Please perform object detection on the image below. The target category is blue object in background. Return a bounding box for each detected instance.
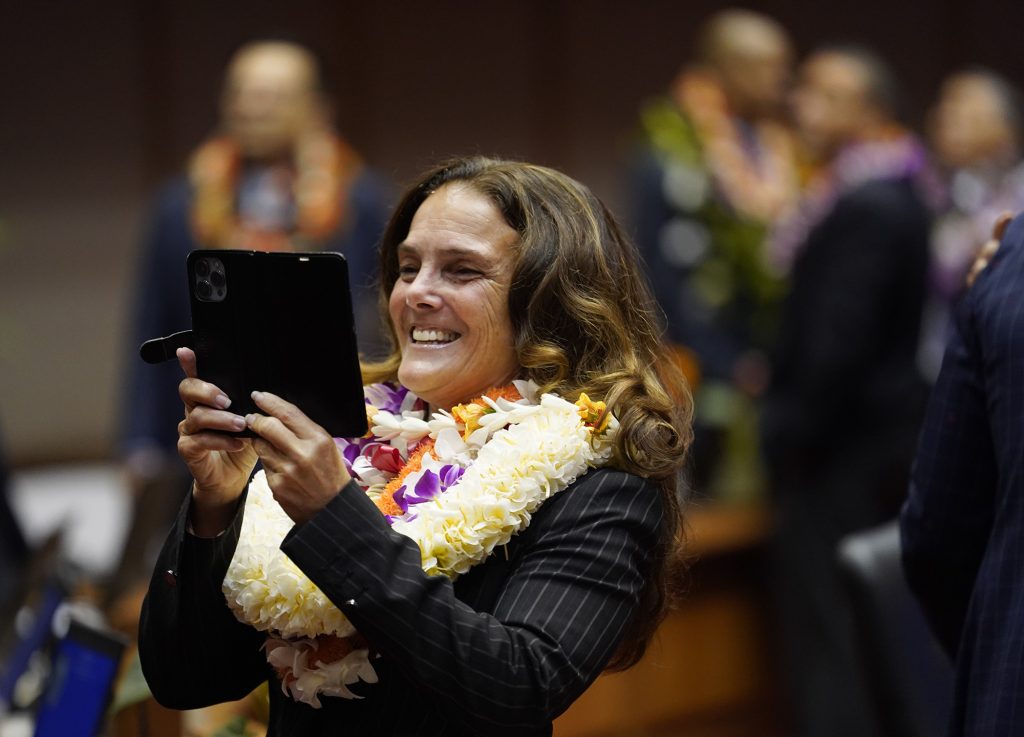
[33,619,125,737]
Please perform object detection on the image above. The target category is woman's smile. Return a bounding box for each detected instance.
[409,327,462,345]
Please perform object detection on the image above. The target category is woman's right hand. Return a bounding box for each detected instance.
[176,347,258,536]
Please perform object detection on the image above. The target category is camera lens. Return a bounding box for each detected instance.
[195,259,210,278]
[197,280,212,299]
[210,270,225,288]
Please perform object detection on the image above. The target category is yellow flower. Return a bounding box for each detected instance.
[575,393,610,434]
[451,401,490,441]
[362,404,378,438]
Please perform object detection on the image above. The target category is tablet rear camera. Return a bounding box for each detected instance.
[194,256,227,302]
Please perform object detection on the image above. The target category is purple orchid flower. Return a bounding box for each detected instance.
[439,464,465,489]
[392,474,433,513]
[392,464,466,514]
[363,383,410,415]
[334,436,377,473]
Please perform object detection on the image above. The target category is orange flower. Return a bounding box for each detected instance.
[482,384,522,403]
[373,491,404,517]
[451,384,523,440]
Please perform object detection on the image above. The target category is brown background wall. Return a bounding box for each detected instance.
[1,0,1021,464]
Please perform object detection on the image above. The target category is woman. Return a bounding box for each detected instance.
[139,157,691,736]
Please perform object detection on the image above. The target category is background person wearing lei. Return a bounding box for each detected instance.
[138,156,692,736]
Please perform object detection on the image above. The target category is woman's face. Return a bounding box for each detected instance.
[388,183,521,410]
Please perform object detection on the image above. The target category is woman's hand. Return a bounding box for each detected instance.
[245,391,353,525]
[176,347,258,535]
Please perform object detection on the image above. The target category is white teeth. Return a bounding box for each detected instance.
[412,328,459,343]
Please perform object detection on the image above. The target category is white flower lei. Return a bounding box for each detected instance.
[222,380,618,707]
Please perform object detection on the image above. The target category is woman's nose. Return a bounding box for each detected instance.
[403,269,442,309]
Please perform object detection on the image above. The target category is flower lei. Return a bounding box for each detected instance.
[189,131,363,252]
[222,380,617,707]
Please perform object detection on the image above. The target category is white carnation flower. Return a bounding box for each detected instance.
[223,472,354,639]
[265,637,378,708]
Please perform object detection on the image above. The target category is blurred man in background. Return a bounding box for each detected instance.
[919,69,1024,379]
[762,46,935,737]
[629,9,799,500]
[114,40,392,597]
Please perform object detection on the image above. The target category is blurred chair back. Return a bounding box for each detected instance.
[838,520,953,737]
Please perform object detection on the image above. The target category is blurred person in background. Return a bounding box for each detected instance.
[918,69,1024,379]
[629,8,799,500]
[113,39,392,599]
[761,46,935,737]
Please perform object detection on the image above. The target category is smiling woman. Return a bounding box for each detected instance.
[386,183,520,411]
[139,156,693,737]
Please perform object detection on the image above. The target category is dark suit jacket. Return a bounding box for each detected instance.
[139,467,662,736]
[902,214,1024,736]
[763,178,930,523]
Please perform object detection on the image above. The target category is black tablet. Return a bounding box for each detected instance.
[140,249,368,439]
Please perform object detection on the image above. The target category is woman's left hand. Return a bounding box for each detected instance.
[246,391,352,525]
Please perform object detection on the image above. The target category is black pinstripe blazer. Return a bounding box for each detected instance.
[902,214,1024,736]
[139,467,662,736]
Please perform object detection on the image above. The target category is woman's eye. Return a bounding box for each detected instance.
[398,265,418,280]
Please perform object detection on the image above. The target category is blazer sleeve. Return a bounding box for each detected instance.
[282,467,663,737]
[900,284,997,656]
[138,489,269,709]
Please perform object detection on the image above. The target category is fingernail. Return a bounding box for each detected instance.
[251,390,263,402]
[231,416,246,431]
[216,394,231,409]
[245,414,257,426]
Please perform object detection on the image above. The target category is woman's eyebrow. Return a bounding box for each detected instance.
[396,242,487,259]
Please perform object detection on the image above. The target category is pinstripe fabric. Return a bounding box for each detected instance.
[139,466,662,736]
[901,213,1024,736]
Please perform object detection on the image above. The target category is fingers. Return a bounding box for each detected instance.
[251,436,289,471]
[967,238,1001,287]
[181,404,247,436]
[245,410,305,467]
[178,376,233,413]
[993,211,1013,241]
[251,391,323,440]
[966,212,1013,288]
[177,424,246,456]
[176,347,234,412]
[177,347,198,379]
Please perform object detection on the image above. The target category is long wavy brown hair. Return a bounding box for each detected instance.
[362,156,692,670]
